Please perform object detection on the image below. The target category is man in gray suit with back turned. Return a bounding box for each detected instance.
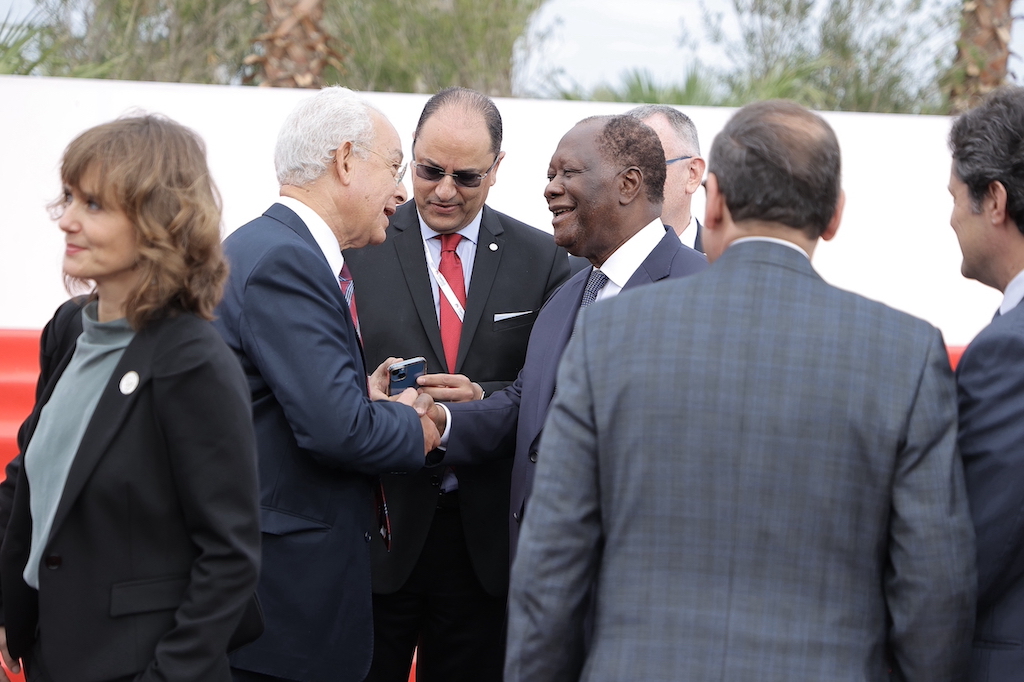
[505,100,977,682]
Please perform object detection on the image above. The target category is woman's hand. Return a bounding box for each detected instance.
[0,626,21,680]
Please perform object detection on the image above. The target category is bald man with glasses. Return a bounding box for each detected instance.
[344,87,570,682]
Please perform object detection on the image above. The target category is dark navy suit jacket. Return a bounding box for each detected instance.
[445,229,707,562]
[214,204,428,682]
[957,300,1024,681]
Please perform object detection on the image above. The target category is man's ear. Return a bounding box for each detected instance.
[685,157,706,195]
[334,141,356,186]
[820,190,845,242]
[703,173,724,230]
[619,166,643,205]
[485,150,506,188]
[988,180,1009,226]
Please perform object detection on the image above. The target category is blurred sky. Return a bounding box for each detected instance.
[2,0,1022,97]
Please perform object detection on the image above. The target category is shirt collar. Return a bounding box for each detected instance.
[598,218,667,290]
[676,215,698,250]
[417,207,482,246]
[276,195,345,277]
[1001,267,1024,315]
[730,235,810,259]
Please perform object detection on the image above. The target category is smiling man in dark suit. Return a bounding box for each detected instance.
[345,87,570,682]
[948,86,1024,682]
[433,114,707,568]
[213,87,441,682]
[505,100,976,682]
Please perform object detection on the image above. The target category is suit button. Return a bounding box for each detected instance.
[529,451,538,463]
[44,554,62,569]
[430,475,441,487]
[512,511,520,522]
[364,532,372,543]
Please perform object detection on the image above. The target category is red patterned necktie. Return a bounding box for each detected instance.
[438,233,465,372]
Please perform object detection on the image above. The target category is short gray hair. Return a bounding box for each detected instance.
[625,104,700,156]
[275,86,379,186]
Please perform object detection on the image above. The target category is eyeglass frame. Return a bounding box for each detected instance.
[665,155,694,165]
[411,153,501,189]
[350,142,408,186]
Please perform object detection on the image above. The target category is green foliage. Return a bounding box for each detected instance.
[0,10,50,75]
[1,0,548,94]
[562,0,957,114]
[323,0,550,95]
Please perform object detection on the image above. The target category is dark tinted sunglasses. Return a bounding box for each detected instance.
[412,154,500,188]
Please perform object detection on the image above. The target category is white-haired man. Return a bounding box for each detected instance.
[214,87,441,682]
[626,104,706,252]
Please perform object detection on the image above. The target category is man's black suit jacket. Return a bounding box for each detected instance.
[345,202,570,597]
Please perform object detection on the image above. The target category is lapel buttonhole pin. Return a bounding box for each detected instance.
[489,242,498,251]
[119,371,140,395]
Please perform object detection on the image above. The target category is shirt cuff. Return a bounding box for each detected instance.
[438,402,452,449]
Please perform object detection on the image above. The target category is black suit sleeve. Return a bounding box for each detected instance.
[0,298,86,557]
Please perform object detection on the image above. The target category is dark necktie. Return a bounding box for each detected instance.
[338,263,360,341]
[438,233,466,372]
[574,268,610,336]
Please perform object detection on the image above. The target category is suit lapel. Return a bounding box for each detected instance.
[268,202,367,368]
[532,271,587,431]
[458,207,504,372]
[624,230,681,290]
[47,325,160,540]
[391,207,448,370]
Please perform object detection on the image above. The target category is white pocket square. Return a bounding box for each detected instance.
[494,311,534,322]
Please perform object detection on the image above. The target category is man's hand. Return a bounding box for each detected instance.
[429,402,448,434]
[368,356,404,401]
[394,388,441,453]
[416,373,484,403]
[0,626,20,681]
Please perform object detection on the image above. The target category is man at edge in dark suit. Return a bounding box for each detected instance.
[431,114,707,566]
[346,87,570,682]
[212,87,441,682]
[948,86,1024,682]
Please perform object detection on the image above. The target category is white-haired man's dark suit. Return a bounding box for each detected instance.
[506,239,977,681]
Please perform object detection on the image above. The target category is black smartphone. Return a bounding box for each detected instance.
[388,357,427,396]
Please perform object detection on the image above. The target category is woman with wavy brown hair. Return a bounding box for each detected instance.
[0,115,261,682]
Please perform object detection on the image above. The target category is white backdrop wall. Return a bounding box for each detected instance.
[0,75,999,345]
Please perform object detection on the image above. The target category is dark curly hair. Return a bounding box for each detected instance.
[588,115,666,204]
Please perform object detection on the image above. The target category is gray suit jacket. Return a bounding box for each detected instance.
[506,241,976,682]
[956,301,1024,681]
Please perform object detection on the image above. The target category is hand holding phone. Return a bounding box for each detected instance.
[388,357,427,396]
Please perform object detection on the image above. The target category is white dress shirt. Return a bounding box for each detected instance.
[1001,268,1024,315]
[276,195,346,277]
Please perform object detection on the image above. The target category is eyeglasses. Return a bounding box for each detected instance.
[352,142,407,186]
[666,155,693,165]
[412,154,501,188]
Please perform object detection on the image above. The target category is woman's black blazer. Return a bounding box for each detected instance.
[0,299,261,682]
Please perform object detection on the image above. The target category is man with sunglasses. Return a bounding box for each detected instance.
[345,87,570,682]
[626,104,706,253]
